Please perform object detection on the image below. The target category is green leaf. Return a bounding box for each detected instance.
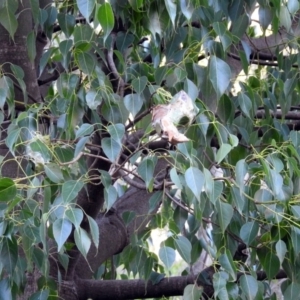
[65,208,83,230]
[240,221,259,246]
[164,0,177,27]
[138,156,158,191]
[27,31,36,64]
[0,279,12,300]
[29,0,39,25]
[219,249,236,281]
[74,227,91,259]
[209,56,231,100]
[104,185,118,211]
[74,136,89,158]
[57,13,76,37]
[183,284,202,300]
[159,246,175,269]
[76,0,95,20]
[216,200,233,233]
[76,52,95,76]
[236,159,247,192]
[85,89,102,110]
[238,93,252,119]
[0,4,18,39]
[102,137,122,162]
[279,5,291,31]
[97,3,114,43]
[258,6,273,31]
[144,257,153,280]
[57,74,79,98]
[62,180,84,203]
[264,253,280,280]
[76,123,94,138]
[0,237,18,274]
[291,226,300,256]
[180,0,193,20]
[284,283,300,299]
[216,143,231,164]
[175,236,191,263]
[213,271,229,299]
[148,191,163,213]
[0,177,16,202]
[170,168,183,189]
[184,78,198,101]
[53,218,72,252]
[287,0,299,14]
[275,240,287,264]
[87,215,99,248]
[29,289,50,300]
[107,123,125,145]
[128,0,144,11]
[184,167,205,201]
[132,76,147,94]
[240,275,258,300]
[124,94,143,118]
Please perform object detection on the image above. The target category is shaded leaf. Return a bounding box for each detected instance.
[74,227,91,259]
[62,180,84,203]
[102,137,122,162]
[209,56,231,100]
[240,275,258,300]
[215,200,233,232]
[216,143,231,164]
[88,215,99,248]
[104,185,118,211]
[219,249,236,281]
[138,156,158,191]
[240,221,259,246]
[0,237,18,274]
[132,76,147,94]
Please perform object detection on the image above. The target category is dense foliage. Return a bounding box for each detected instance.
[1,0,300,299]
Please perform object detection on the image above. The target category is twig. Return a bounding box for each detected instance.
[107,34,125,97]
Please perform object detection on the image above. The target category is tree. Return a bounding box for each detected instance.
[1,0,300,299]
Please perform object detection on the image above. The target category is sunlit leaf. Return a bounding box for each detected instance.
[0,178,17,202]
[184,167,204,201]
[97,3,114,43]
[76,0,95,20]
[164,0,177,27]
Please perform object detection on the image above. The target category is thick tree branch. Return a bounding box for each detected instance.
[76,275,196,300]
